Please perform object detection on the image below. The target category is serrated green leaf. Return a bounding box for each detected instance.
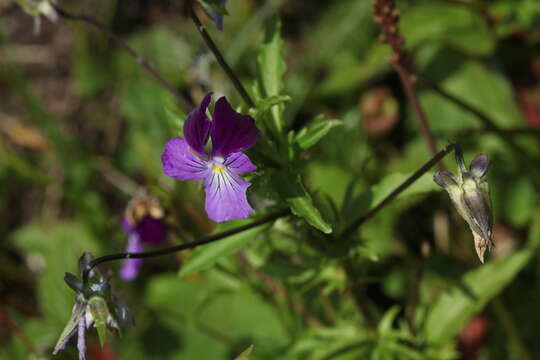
[423,216,540,344]
[233,344,253,360]
[275,173,332,234]
[256,15,286,135]
[179,219,271,277]
[295,118,342,150]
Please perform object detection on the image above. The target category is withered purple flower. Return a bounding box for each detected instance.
[53,253,134,360]
[434,148,493,262]
[119,192,167,281]
[161,93,258,223]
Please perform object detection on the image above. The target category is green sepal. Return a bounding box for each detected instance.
[88,296,110,347]
[53,301,85,352]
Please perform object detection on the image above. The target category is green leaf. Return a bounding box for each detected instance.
[275,173,332,234]
[10,222,101,328]
[251,95,291,118]
[423,216,540,344]
[179,219,271,277]
[401,2,494,55]
[295,117,342,150]
[233,345,254,360]
[256,15,286,135]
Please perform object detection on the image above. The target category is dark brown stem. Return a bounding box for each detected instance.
[373,0,441,168]
[83,209,290,283]
[189,3,255,108]
[53,5,192,110]
[340,143,455,238]
[0,307,38,355]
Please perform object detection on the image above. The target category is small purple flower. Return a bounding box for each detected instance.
[161,93,258,223]
[119,194,168,281]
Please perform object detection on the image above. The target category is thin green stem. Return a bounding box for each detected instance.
[189,3,255,108]
[340,142,456,238]
[82,208,289,283]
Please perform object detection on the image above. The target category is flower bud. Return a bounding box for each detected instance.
[434,147,493,262]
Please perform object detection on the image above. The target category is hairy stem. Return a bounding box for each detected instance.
[340,142,455,238]
[82,208,289,283]
[53,5,192,110]
[188,3,255,108]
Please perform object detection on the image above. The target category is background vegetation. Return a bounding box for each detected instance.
[1,0,540,359]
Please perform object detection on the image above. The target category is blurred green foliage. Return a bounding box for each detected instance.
[2,0,540,359]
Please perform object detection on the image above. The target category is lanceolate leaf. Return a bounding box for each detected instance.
[423,216,540,344]
[256,15,286,135]
[179,219,271,277]
[295,118,342,150]
[275,173,332,234]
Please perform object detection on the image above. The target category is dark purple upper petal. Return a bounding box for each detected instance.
[135,216,167,245]
[184,93,212,156]
[210,97,258,158]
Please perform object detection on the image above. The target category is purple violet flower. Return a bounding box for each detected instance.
[161,93,258,223]
[119,194,168,281]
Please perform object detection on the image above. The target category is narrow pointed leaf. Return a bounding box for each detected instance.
[256,15,286,135]
[179,219,271,277]
[233,345,254,360]
[275,173,332,234]
[295,119,342,150]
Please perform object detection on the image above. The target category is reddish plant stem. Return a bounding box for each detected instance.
[0,307,38,355]
[373,0,442,169]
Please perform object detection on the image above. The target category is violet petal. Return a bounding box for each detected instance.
[203,167,254,222]
[210,97,258,158]
[136,216,167,245]
[162,138,210,181]
[120,233,144,281]
[224,152,257,175]
[184,93,212,156]
[470,154,490,179]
